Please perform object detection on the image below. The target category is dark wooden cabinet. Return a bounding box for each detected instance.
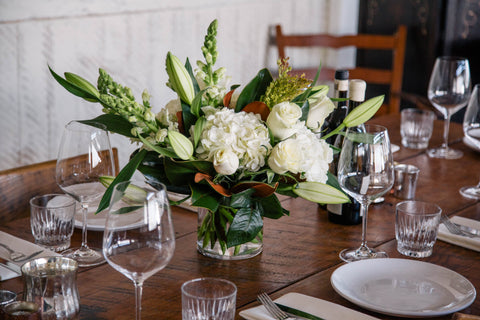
[358,0,480,121]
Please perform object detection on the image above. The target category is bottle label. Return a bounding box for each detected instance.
[327,203,342,215]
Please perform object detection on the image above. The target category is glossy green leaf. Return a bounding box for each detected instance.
[193,116,206,149]
[190,185,220,212]
[235,68,273,112]
[185,58,200,95]
[230,189,255,209]
[226,206,263,247]
[79,114,135,138]
[259,194,287,219]
[181,102,197,136]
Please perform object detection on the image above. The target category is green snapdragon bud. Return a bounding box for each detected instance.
[166,52,195,105]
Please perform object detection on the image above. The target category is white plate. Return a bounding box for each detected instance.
[463,136,480,153]
[331,258,476,318]
[74,199,143,231]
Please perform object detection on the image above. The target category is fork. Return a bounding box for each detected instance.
[0,243,43,262]
[440,215,474,238]
[257,292,298,320]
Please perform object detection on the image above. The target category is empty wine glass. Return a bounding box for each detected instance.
[460,84,480,199]
[103,180,175,320]
[427,56,471,159]
[56,121,115,267]
[337,124,395,262]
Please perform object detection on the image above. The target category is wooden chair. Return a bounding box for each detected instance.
[0,148,119,224]
[275,24,407,115]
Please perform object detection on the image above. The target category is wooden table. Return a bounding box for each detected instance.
[1,115,479,320]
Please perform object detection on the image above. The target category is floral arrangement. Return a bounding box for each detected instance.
[50,20,383,257]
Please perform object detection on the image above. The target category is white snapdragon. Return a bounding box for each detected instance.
[196,108,271,174]
[266,102,304,140]
[306,94,335,133]
[268,127,333,183]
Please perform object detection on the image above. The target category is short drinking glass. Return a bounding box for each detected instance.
[182,278,237,320]
[395,200,442,258]
[400,108,435,149]
[30,194,76,252]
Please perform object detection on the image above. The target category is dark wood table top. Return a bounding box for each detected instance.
[1,114,479,320]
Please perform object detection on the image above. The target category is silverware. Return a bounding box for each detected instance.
[440,215,476,238]
[0,243,43,263]
[454,223,480,237]
[257,292,298,320]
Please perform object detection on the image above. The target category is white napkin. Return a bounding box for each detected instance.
[239,292,380,320]
[437,216,480,252]
[0,231,59,281]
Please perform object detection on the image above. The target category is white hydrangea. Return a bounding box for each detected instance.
[195,108,271,173]
[268,126,333,183]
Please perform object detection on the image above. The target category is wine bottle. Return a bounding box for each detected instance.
[326,79,366,225]
[324,70,349,145]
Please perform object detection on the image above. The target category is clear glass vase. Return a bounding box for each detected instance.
[196,207,263,260]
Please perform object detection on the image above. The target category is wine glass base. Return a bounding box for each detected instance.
[427,147,463,159]
[460,186,480,200]
[339,247,388,263]
[62,247,105,267]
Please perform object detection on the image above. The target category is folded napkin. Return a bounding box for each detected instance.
[437,216,480,252]
[239,292,380,320]
[0,231,59,281]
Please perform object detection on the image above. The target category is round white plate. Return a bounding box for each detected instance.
[74,199,143,231]
[331,258,476,318]
[463,136,480,153]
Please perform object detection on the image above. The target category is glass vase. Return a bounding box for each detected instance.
[196,207,263,260]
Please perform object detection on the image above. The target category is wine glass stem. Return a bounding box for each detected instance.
[441,113,452,150]
[359,201,370,250]
[80,203,90,250]
[135,281,143,320]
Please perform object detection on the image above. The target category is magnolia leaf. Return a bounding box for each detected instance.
[96,149,148,214]
[138,135,177,158]
[181,102,196,135]
[229,189,255,209]
[65,72,100,99]
[259,194,286,219]
[235,68,273,112]
[226,206,263,247]
[293,181,349,204]
[190,184,220,212]
[193,116,206,149]
[49,66,99,102]
[191,89,207,118]
[168,130,193,160]
[344,95,385,127]
[79,114,135,138]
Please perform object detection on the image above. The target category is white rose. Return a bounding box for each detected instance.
[306,94,335,133]
[267,102,303,140]
[213,149,239,175]
[268,139,302,174]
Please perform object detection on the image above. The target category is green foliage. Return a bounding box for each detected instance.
[235,68,273,112]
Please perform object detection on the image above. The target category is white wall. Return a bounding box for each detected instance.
[0,0,358,171]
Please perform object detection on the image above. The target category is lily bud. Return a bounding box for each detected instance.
[166,52,195,105]
[168,130,194,160]
[343,95,384,127]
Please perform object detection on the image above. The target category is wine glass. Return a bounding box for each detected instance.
[427,56,471,159]
[337,124,394,262]
[103,180,175,320]
[460,84,480,199]
[56,120,115,267]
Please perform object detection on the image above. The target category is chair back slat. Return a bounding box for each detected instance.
[0,148,119,224]
[275,25,407,115]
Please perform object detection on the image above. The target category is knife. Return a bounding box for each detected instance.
[276,303,326,320]
[454,223,480,237]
